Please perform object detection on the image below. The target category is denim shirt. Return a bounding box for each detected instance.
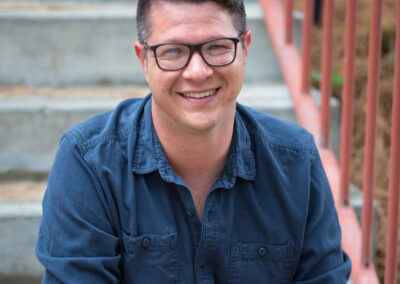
[36,94,351,283]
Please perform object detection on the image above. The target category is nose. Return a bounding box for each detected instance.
[181,52,213,81]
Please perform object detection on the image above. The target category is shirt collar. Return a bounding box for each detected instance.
[132,96,256,188]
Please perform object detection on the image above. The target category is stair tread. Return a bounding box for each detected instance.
[0,2,261,14]
[0,83,290,104]
[0,82,288,97]
[0,2,135,11]
[0,85,149,100]
[0,182,45,202]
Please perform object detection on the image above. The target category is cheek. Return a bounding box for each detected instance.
[147,69,180,96]
[228,71,245,100]
[225,65,245,88]
[235,61,246,82]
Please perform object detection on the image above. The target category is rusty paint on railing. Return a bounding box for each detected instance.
[339,0,357,206]
[361,0,383,268]
[384,1,400,283]
[258,0,380,282]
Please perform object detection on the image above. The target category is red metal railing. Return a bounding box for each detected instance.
[300,0,313,94]
[259,0,400,283]
[384,1,400,282]
[339,0,357,207]
[361,0,383,269]
[320,0,334,148]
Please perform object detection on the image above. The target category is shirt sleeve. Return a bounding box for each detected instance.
[36,132,121,283]
[293,142,352,283]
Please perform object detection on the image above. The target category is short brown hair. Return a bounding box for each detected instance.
[136,0,246,43]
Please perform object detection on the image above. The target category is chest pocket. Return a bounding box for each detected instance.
[229,243,295,284]
[121,232,179,284]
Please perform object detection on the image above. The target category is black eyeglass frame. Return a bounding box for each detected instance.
[143,33,244,71]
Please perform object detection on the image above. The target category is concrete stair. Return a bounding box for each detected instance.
[0,1,343,283]
[0,182,44,284]
[0,1,282,87]
[0,83,300,182]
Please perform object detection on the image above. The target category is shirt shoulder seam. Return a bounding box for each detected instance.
[68,126,134,154]
[246,122,314,155]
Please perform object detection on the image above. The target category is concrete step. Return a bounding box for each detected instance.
[0,84,149,180]
[0,0,259,5]
[0,83,303,180]
[0,182,44,284]
[0,1,284,87]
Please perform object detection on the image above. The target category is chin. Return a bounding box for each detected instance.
[183,120,217,135]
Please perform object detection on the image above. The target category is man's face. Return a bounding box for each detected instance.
[135,1,251,135]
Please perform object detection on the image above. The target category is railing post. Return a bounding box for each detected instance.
[384,0,400,282]
[361,0,383,267]
[301,0,314,94]
[320,0,335,148]
[284,0,294,44]
[339,0,358,205]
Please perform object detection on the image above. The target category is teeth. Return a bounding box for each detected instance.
[181,89,215,98]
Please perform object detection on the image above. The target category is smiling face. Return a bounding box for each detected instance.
[135,1,251,136]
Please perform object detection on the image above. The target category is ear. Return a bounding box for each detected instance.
[134,41,148,73]
[241,30,252,58]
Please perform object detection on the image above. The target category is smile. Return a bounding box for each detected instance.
[180,89,219,99]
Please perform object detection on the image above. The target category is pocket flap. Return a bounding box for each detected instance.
[122,232,177,253]
[230,243,294,262]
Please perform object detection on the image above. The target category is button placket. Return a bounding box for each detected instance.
[195,190,219,283]
[199,261,207,270]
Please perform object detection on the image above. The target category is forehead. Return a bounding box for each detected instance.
[147,1,237,43]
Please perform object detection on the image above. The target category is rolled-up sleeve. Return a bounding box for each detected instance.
[36,132,121,283]
[293,143,352,283]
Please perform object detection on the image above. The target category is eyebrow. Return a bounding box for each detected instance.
[147,34,239,46]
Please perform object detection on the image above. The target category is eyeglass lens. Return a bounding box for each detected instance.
[155,38,237,70]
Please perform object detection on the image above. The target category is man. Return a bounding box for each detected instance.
[36,0,351,282]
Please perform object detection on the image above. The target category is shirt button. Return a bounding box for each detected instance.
[185,210,193,217]
[142,238,151,248]
[199,261,207,269]
[258,246,266,257]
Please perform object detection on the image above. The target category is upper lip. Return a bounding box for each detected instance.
[178,87,220,95]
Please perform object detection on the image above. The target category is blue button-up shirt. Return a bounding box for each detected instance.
[36,94,351,283]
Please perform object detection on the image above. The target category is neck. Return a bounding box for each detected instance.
[152,105,235,221]
[152,113,235,192]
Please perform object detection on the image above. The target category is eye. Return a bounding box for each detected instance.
[164,48,184,55]
[157,45,187,59]
[203,39,234,56]
[206,44,229,51]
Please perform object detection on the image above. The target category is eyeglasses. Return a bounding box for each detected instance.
[143,33,243,71]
